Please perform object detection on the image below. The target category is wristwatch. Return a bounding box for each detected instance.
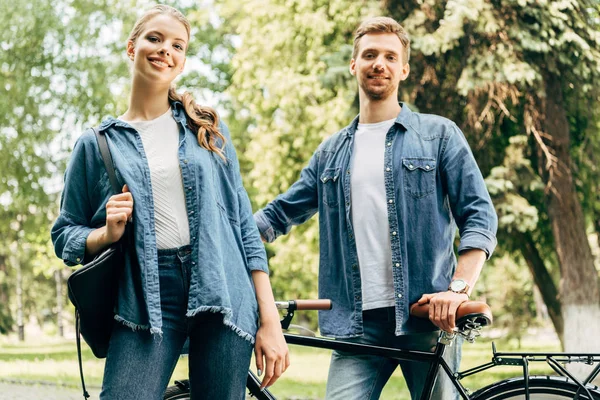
[448,279,470,298]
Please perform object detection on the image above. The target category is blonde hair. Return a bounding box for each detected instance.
[128,5,226,160]
[352,16,411,64]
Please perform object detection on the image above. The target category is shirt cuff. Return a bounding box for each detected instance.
[247,256,269,274]
[62,226,95,266]
[254,210,276,243]
[457,228,497,260]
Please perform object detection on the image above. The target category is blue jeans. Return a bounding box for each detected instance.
[325,307,462,400]
[100,246,253,400]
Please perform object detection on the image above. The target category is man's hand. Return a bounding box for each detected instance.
[417,291,469,333]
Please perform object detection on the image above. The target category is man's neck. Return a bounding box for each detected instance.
[121,77,171,122]
[358,94,401,124]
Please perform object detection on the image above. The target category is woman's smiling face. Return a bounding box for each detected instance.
[127,14,188,86]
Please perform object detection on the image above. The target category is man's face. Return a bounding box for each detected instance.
[350,33,410,101]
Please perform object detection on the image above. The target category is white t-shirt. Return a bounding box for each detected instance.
[350,118,396,310]
[122,108,190,249]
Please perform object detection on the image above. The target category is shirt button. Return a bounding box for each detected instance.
[187,186,192,190]
[352,264,358,270]
[346,202,350,207]
[192,236,196,240]
[392,231,397,236]
[76,257,81,263]
[347,170,351,175]
[355,295,361,300]
[387,142,392,147]
[397,293,403,299]
[388,199,393,204]
[425,165,430,170]
[192,261,196,265]
[395,263,400,267]
[190,211,195,215]
[183,159,189,164]
[409,164,414,169]
[386,167,391,172]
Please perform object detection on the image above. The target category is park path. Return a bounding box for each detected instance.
[0,381,100,399]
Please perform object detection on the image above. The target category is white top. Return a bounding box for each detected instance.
[122,109,190,249]
[350,118,396,310]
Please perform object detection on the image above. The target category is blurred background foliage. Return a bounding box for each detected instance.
[1,0,599,351]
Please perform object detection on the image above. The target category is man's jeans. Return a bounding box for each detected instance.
[325,307,462,400]
[100,246,253,400]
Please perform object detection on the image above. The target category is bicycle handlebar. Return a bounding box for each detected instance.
[275,299,332,311]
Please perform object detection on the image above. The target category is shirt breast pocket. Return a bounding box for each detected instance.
[403,158,436,198]
[320,167,341,207]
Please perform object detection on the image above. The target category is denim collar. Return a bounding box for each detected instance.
[343,102,412,138]
[98,100,187,131]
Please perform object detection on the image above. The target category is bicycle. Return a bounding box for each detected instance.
[163,300,600,399]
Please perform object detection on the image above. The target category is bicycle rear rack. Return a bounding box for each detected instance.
[456,342,600,399]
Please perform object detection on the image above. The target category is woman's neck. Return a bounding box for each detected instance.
[120,78,171,122]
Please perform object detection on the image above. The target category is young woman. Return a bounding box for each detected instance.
[52,5,288,399]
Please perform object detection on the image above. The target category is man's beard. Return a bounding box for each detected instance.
[359,78,395,101]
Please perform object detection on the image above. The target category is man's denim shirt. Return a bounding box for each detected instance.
[255,104,497,338]
[52,101,268,343]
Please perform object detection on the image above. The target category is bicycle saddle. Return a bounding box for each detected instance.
[409,300,493,331]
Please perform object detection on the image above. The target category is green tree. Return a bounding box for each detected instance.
[0,0,141,337]
[219,0,374,314]
[0,0,243,337]
[218,0,600,348]
[383,0,600,355]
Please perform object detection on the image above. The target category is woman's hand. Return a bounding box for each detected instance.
[85,185,133,257]
[104,184,134,243]
[254,318,289,390]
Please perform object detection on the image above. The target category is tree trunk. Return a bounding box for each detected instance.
[541,75,600,378]
[516,231,563,347]
[594,209,600,256]
[15,255,24,342]
[55,269,64,338]
[0,255,13,334]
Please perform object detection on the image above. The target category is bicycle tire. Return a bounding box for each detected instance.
[472,376,600,399]
[163,382,190,400]
[163,377,276,400]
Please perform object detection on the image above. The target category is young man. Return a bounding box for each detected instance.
[254,16,497,399]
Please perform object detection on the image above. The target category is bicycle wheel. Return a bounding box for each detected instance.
[164,380,190,400]
[163,376,276,400]
[472,376,600,399]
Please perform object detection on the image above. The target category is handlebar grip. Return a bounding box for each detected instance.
[294,299,332,311]
[410,302,431,319]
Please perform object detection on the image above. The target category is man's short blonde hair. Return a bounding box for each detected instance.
[352,16,410,63]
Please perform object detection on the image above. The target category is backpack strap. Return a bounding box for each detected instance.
[75,310,90,399]
[93,127,121,194]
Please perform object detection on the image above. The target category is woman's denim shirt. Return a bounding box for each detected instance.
[52,101,268,343]
[255,104,498,339]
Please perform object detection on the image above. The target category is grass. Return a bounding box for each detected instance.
[0,333,562,399]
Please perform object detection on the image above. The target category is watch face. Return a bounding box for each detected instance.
[450,280,467,292]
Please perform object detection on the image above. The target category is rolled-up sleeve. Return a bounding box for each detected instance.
[253,150,320,243]
[441,124,498,259]
[254,209,276,243]
[238,186,269,274]
[51,133,97,266]
[219,122,269,274]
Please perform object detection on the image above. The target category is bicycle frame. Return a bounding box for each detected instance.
[282,332,464,400]
[278,333,600,400]
[169,301,600,400]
